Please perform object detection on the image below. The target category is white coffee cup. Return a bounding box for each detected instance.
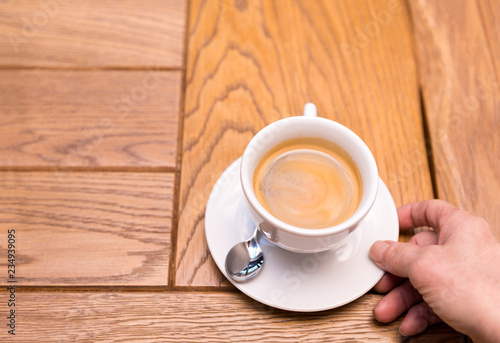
[240,103,379,253]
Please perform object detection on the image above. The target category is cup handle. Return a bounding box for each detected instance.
[303,103,317,117]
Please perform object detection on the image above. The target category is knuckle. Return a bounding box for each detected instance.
[431,199,449,208]
[382,243,402,265]
[460,215,492,238]
[472,216,491,230]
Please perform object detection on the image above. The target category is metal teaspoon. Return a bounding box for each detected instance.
[225,226,264,282]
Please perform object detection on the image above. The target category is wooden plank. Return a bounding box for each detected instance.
[177,0,433,286]
[409,0,500,239]
[0,172,173,286]
[0,291,461,342]
[0,0,186,68]
[0,70,180,168]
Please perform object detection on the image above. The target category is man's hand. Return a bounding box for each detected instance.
[369,200,500,342]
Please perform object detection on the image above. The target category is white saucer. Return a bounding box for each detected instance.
[205,157,399,312]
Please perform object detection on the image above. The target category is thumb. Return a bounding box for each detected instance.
[369,240,422,278]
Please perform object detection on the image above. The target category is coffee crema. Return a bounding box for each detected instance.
[253,137,362,229]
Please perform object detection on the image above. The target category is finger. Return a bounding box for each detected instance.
[397,200,460,233]
[372,231,437,292]
[373,280,422,323]
[373,273,405,293]
[399,302,441,336]
[408,230,438,247]
[369,240,421,277]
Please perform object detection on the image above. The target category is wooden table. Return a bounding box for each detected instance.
[0,0,498,341]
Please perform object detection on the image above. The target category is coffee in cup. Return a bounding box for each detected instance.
[253,137,362,229]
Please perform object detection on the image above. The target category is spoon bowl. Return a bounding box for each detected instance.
[225,227,264,282]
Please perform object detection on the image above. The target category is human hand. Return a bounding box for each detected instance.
[369,200,500,342]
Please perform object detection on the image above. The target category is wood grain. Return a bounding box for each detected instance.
[0,70,181,168]
[0,172,173,286]
[176,0,434,286]
[0,291,461,342]
[409,0,500,239]
[0,0,187,68]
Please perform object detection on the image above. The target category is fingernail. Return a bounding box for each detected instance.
[399,327,408,337]
[369,241,390,262]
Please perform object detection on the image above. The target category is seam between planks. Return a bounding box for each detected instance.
[168,0,193,289]
[405,0,438,201]
[0,66,185,71]
[0,167,177,173]
[418,88,439,199]
[7,286,236,293]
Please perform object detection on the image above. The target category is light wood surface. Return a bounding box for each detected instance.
[409,0,500,239]
[0,172,173,286]
[0,0,187,68]
[0,291,459,342]
[3,0,499,340]
[176,0,434,287]
[0,70,181,168]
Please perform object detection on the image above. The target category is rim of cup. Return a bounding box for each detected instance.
[240,116,379,237]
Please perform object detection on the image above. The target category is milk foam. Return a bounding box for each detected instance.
[257,150,355,229]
